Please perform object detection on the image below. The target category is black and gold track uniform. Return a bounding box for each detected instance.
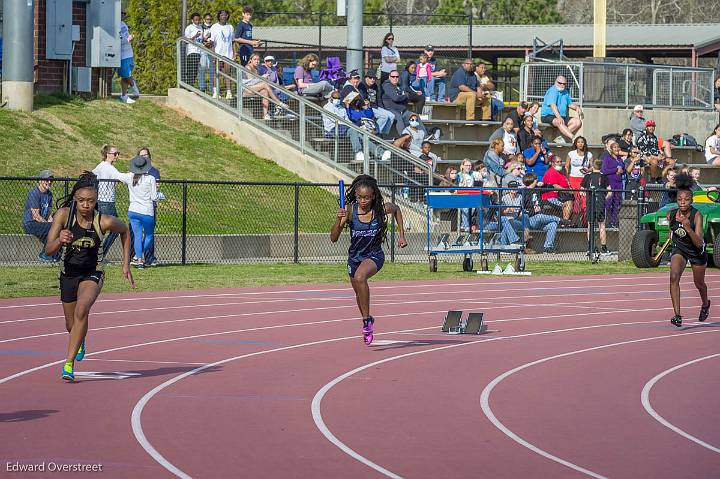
[669,207,706,266]
[59,211,105,303]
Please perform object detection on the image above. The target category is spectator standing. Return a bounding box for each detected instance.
[489,117,518,161]
[624,147,647,200]
[581,159,611,255]
[379,33,400,86]
[294,53,334,97]
[601,141,625,227]
[209,10,235,99]
[183,13,203,87]
[517,113,535,152]
[136,147,161,266]
[234,5,260,66]
[118,11,139,104]
[448,59,480,122]
[198,13,216,94]
[540,75,583,144]
[474,63,499,120]
[629,105,647,141]
[348,72,394,136]
[617,128,634,157]
[506,101,528,134]
[415,53,433,100]
[521,173,561,253]
[457,159,475,232]
[398,61,426,114]
[127,155,161,268]
[423,46,447,102]
[483,138,507,182]
[381,70,416,135]
[23,170,57,262]
[92,144,132,256]
[566,135,592,218]
[704,124,720,166]
[523,135,550,182]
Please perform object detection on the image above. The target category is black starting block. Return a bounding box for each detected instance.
[442,310,488,335]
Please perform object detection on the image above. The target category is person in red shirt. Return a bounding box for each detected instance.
[541,155,573,227]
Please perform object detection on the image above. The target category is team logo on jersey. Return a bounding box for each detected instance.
[72,237,96,250]
[675,227,687,238]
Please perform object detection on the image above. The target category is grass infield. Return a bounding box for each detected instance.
[0,261,667,299]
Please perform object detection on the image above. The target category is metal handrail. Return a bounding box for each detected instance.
[176,37,433,187]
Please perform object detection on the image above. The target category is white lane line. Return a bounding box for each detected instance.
[0,273,692,309]
[479,331,720,478]
[84,359,208,366]
[134,317,679,479]
[640,354,720,454]
[1,279,697,325]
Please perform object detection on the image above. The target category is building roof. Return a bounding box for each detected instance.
[256,23,720,52]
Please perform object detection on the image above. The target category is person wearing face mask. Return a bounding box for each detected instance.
[322,90,350,139]
[344,93,392,164]
[198,13,216,94]
[540,75,583,144]
[541,156,574,227]
[341,70,395,137]
[401,113,427,156]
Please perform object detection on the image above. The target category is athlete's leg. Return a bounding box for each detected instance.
[65,280,101,365]
[62,302,76,333]
[691,263,709,307]
[669,254,686,317]
[350,259,379,319]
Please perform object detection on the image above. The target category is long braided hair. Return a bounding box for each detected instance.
[56,171,100,209]
[344,175,387,249]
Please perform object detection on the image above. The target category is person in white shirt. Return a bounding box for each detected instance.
[379,33,400,86]
[183,13,203,86]
[705,124,720,166]
[92,144,132,255]
[209,9,235,99]
[118,11,139,104]
[127,155,161,268]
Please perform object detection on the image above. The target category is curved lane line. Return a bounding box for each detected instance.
[640,354,720,453]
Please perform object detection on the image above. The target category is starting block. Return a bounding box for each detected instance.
[442,310,488,335]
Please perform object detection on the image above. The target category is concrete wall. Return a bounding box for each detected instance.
[166,88,352,185]
[581,107,718,145]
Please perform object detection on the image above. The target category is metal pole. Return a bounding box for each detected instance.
[2,0,35,111]
[181,0,187,37]
[177,40,183,87]
[181,181,188,265]
[588,186,595,259]
[318,12,323,61]
[294,183,300,263]
[346,0,364,75]
[467,14,472,59]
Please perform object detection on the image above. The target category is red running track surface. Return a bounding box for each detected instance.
[1,272,719,478]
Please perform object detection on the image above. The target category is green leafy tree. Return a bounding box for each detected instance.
[484,0,563,24]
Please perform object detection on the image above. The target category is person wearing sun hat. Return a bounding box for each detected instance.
[126,155,161,268]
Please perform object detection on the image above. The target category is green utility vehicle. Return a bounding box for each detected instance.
[631,190,720,268]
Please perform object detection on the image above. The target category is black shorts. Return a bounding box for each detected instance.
[60,271,104,303]
[670,248,707,266]
[348,251,385,278]
[587,202,606,223]
[541,114,569,125]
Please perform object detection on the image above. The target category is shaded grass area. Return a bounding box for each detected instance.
[0,261,667,299]
[0,95,338,234]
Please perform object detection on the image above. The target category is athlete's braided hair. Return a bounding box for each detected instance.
[56,171,99,209]
[344,175,387,249]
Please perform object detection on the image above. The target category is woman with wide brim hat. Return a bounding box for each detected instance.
[126,155,160,268]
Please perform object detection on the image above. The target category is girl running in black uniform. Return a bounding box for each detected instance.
[45,172,135,381]
[668,174,710,327]
[330,175,407,345]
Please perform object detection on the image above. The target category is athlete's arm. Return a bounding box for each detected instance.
[330,205,351,243]
[384,203,407,248]
[685,211,705,249]
[45,207,72,256]
[101,215,135,288]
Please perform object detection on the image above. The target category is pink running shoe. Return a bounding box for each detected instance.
[362,316,375,345]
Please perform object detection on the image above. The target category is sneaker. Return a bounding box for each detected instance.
[380,150,391,162]
[212,88,218,99]
[75,339,86,361]
[61,362,74,381]
[353,151,365,164]
[699,301,711,322]
[119,95,136,104]
[600,245,609,255]
[145,260,160,267]
[136,261,145,269]
[226,90,233,99]
[38,252,58,263]
[553,136,567,145]
[131,80,140,97]
[670,315,682,327]
[130,256,141,266]
[362,316,375,345]
[263,113,272,121]
[543,247,556,254]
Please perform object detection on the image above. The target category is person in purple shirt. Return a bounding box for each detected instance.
[601,140,625,227]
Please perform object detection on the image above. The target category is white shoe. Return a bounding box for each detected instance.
[553,136,567,145]
[131,80,140,97]
[212,88,218,99]
[381,150,391,162]
[226,90,233,99]
[120,95,135,104]
[263,113,272,121]
[353,151,365,163]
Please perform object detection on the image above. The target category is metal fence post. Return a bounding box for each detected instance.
[669,67,674,108]
[362,133,370,175]
[318,12,323,59]
[637,186,645,230]
[181,181,188,265]
[467,14,472,59]
[388,13,393,32]
[176,40,182,87]
[588,186,595,259]
[624,64,630,108]
[237,67,243,119]
[299,102,306,153]
[390,185,396,263]
[294,183,300,263]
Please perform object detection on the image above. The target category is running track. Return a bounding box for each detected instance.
[1,273,718,478]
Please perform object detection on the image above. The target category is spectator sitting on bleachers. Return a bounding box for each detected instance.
[294,53,334,98]
[517,113,536,151]
[483,138,507,181]
[502,161,525,188]
[257,55,291,103]
[341,70,394,136]
[423,46,448,102]
[484,184,521,247]
[542,155,574,227]
[629,105,646,141]
[704,123,720,166]
[23,169,58,263]
[506,101,528,134]
[659,167,678,208]
[457,158,476,232]
[401,113,427,156]
[475,62,502,121]
[489,117,518,161]
[322,89,349,137]
[527,102,540,128]
[399,61,426,114]
[244,53,287,120]
[540,75,583,144]
[381,69,418,135]
[344,92,392,164]
[472,161,496,187]
[714,76,720,112]
[523,135,550,182]
[520,172,561,254]
[624,147,647,200]
[448,59,481,122]
[601,140,624,227]
[637,120,672,169]
[439,166,458,188]
[417,141,440,172]
[687,167,705,191]
[617,128,634,158]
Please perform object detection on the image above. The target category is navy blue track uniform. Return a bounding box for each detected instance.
[347,203,385,277]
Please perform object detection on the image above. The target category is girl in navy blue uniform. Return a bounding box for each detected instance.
[46,172,135,381]
[668,174,710,327]
[331,175,407,345]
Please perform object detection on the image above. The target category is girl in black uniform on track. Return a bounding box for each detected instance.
[45,172,135,381]
[668,174,710,327]
[330,175,407,345]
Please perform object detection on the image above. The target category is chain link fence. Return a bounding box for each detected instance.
[4,177,678,268]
